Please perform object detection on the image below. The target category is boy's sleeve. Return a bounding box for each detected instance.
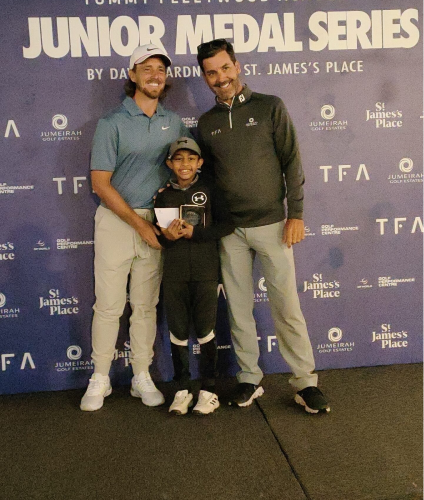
[157,233,175,249]
[191,184,235,242]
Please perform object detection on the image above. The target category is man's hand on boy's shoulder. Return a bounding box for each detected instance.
[153,184,171,202]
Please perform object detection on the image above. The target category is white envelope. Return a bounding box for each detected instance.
[154,207,179,228]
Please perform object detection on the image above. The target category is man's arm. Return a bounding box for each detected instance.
[272,99,306,248]
[91,171,161,249]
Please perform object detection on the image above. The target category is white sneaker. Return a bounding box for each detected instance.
[193,390,220,415]
[169,390,194,415]
[130,371,165,407]
[80,373,112,412]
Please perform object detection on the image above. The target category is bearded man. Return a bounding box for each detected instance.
[80,44,188,412]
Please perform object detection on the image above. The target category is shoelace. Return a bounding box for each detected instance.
[135,376,156,392]
[87,379,106,395]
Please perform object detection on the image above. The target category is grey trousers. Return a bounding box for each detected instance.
[91,205,162,376]
[220,221,318,390]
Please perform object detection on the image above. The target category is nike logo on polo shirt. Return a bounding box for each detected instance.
[162,126,170,130]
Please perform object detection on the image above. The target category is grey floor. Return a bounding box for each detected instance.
[0,363,422,500]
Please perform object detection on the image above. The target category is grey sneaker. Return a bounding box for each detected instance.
[131,371,165,407]
[80,373,112,412]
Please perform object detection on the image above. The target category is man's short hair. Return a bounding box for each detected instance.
[196,39,237,73]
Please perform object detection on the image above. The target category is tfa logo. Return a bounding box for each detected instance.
[267,336,278,352]
[53,177,87,194]
[320,164,370,182]
[376,217,423,235]
[3,120,20,138]
[1,353,35,372]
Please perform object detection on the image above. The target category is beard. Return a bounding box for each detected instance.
[137,81,164,100]
[213,78,241,102]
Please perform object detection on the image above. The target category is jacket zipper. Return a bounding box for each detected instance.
[222,96,235,129]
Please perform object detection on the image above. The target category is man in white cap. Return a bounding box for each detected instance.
[80,44,189,411]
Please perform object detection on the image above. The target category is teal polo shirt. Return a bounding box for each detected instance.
[91,96,188,208]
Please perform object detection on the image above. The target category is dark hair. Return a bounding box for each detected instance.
[196,39,237,73]
[124,79,171,100]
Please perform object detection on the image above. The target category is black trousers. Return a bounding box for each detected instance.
[163,280,218,391]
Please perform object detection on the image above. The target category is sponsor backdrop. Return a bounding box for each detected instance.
[0,0,422,394]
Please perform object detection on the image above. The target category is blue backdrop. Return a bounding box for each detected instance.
[0,0,422,394]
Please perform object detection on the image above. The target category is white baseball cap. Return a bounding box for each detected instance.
[129,44,172,69]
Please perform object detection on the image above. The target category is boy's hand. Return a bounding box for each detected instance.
[180,221,194,239]
[161,219,184,240]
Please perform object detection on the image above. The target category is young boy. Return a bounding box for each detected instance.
[155,137,234,415]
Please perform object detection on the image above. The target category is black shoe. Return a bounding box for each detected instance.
[229,383,264,407]
[295,386,330,414]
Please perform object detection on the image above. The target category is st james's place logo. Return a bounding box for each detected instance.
[41,114,82,142]
[0,293,20,319]
[0,242,15,261]
[310,105,348,132]
[387,158,423,184]
[114,340,131,368]
[371,323,408,349]
[254,277,269,303]
[39,289,79,316]
[303,273,340,298]
[365,102,403,129]
[54,345,94,372]
[317,327,355,354]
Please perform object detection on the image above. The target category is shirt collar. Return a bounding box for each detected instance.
[123,96,166,117]
[170,174,199,191]
[216,85,252,109]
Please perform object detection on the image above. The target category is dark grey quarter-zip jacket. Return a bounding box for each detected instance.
[197,85,305,228]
